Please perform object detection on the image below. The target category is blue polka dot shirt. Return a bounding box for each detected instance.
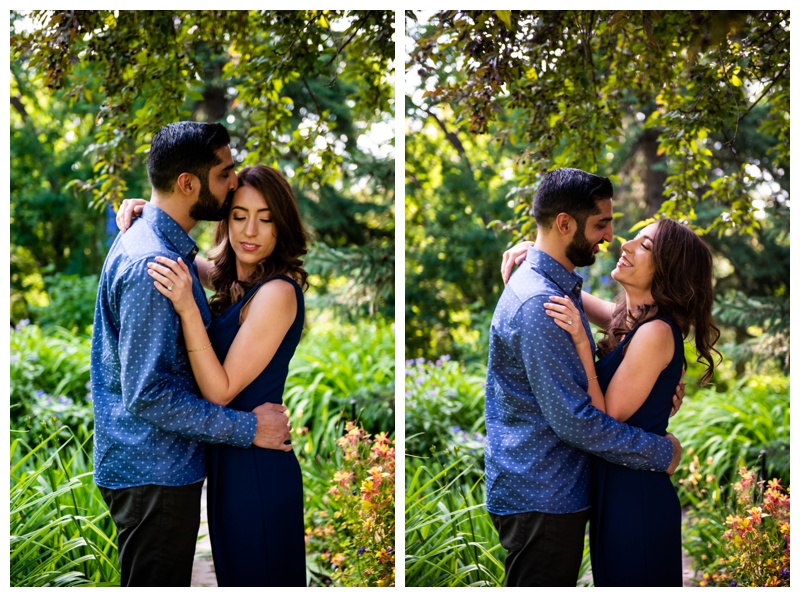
[484,247,673,515]
[90,203,256,489]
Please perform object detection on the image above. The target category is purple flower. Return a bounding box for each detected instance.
[357,546,365,556]
[730,581,738,587]
[15,319,30,331]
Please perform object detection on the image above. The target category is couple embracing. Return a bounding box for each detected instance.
[485,168,721,587]
[91,121,308,587]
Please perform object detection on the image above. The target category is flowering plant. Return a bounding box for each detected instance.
[405,355,486,458]
[681,454,790,587]
[305,423,395,586]
[721,466,790,586]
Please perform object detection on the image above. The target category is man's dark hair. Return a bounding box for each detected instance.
[147,121,231,193]
[532,167,614,229]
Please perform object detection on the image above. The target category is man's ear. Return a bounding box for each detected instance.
[176,172,197,196]
[555,212,573,236]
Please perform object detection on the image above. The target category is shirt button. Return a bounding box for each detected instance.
[650,468,656,472]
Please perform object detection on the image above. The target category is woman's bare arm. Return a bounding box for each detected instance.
[148,256,297,405]
[581,291,615,328]
[195,256,213,290]
[546,296,673,422]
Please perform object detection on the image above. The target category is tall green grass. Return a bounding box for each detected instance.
[10,427,119,586]
[405,453,503,586]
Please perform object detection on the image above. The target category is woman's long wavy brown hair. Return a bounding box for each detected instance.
[596,218,722,385]
[207,165,308,316]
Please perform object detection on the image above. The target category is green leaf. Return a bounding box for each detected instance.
[495,11,512,30]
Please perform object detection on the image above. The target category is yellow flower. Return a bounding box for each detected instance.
[361,478,375,495]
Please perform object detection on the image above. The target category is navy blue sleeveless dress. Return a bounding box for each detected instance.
[205,276,306,587]
[589,316,683,587]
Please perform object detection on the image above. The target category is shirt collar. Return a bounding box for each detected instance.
[525,246,583,297]
[140,203,199,263]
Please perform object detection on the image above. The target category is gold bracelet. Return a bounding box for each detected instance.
[187,342,212,353]
[588,375,598,381]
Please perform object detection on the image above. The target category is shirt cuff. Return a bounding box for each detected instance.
[227,411,257,448]
[654,435,675,471]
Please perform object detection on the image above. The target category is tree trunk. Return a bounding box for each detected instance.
[639,128,667,216]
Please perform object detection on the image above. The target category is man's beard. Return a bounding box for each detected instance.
[189,179,231,221]
[566,223,596,267]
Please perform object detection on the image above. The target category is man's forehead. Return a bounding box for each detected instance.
[592,198,613,219]
[213,145,234,169]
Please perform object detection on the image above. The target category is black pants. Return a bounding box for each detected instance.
[99,481,204,587]
[490,509,590,587]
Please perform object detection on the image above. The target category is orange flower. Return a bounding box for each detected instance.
[333,470,355,486]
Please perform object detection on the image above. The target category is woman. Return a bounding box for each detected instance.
[133,165,308,586]
[536,218,720,586]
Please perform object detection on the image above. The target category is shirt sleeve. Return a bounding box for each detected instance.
[116,257,256,447]
[509,294,673,472]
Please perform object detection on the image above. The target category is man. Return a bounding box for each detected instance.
[90,121,290,587]
[484,167,683,586]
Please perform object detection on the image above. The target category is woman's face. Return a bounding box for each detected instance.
[227,184,277,280]
[611,222,657,292]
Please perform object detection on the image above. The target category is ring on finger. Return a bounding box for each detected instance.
[167,284,174,291]
[567,319,573,326]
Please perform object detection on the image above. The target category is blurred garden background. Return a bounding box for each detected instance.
[10,10,395,587]
[404,10,789,587]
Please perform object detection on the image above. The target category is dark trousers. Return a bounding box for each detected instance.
[490,509,590,587]
[99,481,204,587]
